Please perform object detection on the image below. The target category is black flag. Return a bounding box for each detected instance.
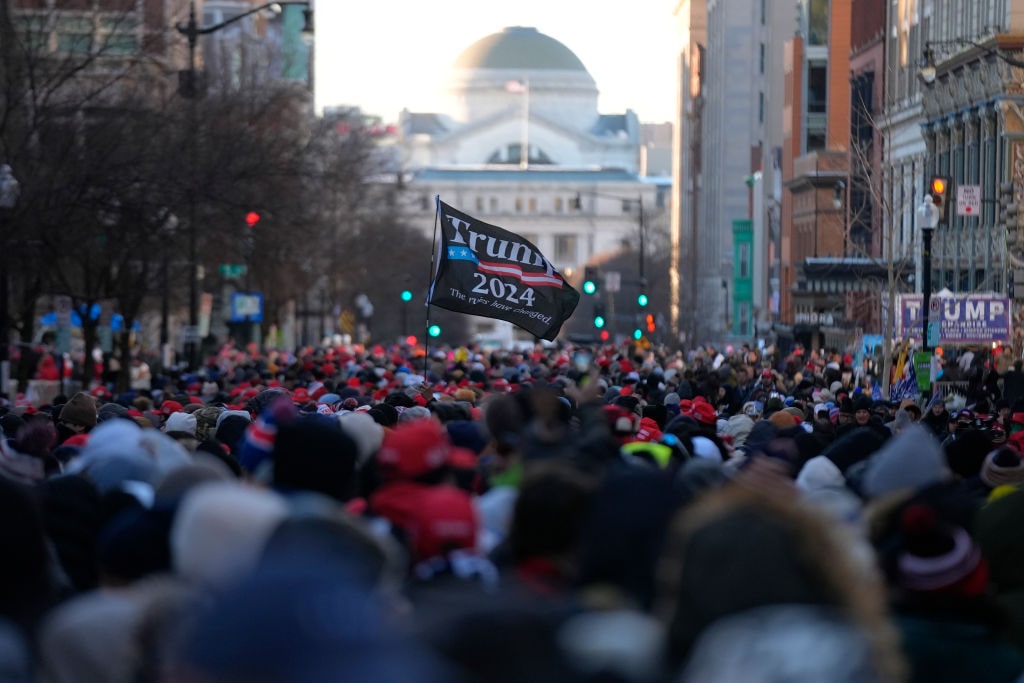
[429,200,580,341]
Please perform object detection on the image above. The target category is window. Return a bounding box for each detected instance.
[807,0,829,45]
[56,16,93,54]
[528,197,537,212]
[739,243,751,278]
[515,197,524,213]
[621,199,635,214]
[759,43,765,74]
[419,195,430,211]
[761,0,766,24]
[807,63,827,113]
[554,234,577,263]
[554,197,564,213]
[489,197,498,212]
[758,92,764,124]
[475,197,484,212]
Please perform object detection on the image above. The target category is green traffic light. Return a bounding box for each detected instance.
[633,328,642,340]
[428,324,441,337]
[583,280,597,295]
[637,293,649,307]
[594,315,605,329]
[401,290,413,302]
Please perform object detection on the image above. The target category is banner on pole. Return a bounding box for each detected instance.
[898,294,1011,344]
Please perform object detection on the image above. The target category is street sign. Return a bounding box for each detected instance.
[956,184,981,216]
[181,325,200,343]
[219,264,247,279]
[605,271,621,293]
[54,295,72,327]
[339,309,355,334]
[230,293,263,323]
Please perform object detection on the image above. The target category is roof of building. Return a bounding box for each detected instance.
[452,26,589,73]
[590,114,630,137]
[410,167,641,183]
[402,112,450,136]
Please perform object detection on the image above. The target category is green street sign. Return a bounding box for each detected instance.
[219,264,247,279]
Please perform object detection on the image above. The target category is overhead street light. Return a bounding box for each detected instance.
[174,0,313,367]
[918,194,940,351]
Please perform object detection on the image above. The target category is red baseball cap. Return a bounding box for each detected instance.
[376,420,452,481]
[160,400,183,416]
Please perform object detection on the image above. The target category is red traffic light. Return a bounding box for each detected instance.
[245,211,261,227]
[405,335,418,346]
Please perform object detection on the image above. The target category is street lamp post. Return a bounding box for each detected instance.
[918,195,940,351]
[0,164,20,399]
[174,1,313,367]
[833,180,848,253]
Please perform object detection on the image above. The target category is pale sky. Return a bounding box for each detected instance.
[314,1,680,124]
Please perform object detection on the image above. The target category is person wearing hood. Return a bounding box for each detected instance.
[920,395,950,440]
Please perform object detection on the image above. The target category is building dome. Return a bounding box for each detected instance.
[453,26,590,73]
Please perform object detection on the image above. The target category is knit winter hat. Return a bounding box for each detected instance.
[980,447,1024,488]
[193,406,224,441]
[336,411,385,468]
[862,425,949,499]
[897,503,989,596]
[171,483,289,588]
[271,417,359,503]
[58,392,97,429]
[97,402,129,423]
[164,412,198,437]
[768,411,796,430]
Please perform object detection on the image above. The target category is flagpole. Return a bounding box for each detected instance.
[425,195,441,376]
[520,78,529,170]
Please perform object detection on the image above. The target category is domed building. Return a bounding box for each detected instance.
[401,26,639,171]
[397,26,669,346]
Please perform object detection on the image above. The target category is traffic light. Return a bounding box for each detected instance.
[582,266,599,295]
[428,324,441,337]
[646,313,656,333]
[633,328,643,340]
[245,211,261,228]
[593,303,606,329]
[637,293,649,307]
[929,176,951,225]
[400,290,413,302]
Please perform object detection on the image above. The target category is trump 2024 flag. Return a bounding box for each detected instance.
[429,200,580,341]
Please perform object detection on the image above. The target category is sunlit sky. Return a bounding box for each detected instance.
[314,1,680,124]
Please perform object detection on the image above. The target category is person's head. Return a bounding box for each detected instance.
[58,393,98,433]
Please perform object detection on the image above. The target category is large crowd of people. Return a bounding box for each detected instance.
[2,339,1024,682]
